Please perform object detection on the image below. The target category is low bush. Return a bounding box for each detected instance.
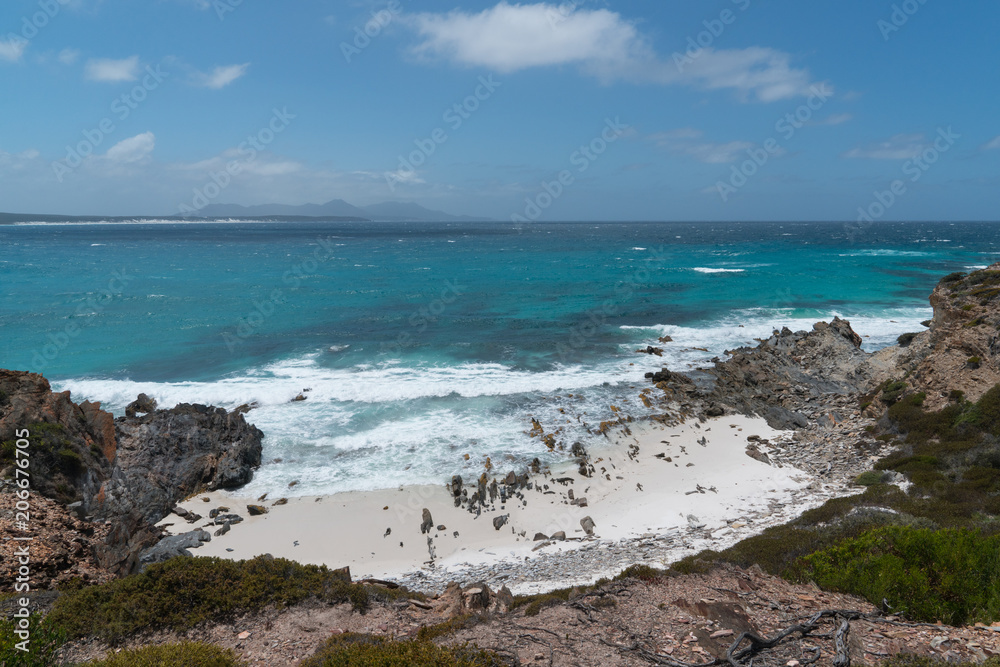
[799,526,1000,625]
[86,642,243,666]
[300,633,509,667]
[0,614,66,667]
[46,556,416,644]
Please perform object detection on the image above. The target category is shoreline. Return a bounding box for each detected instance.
[161,411,886,594]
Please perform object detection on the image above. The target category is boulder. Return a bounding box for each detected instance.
[420,508,434,534]
[492,514,509,531]
[138,529,210,570]
[551,531,567,541]
[580,516,596,536]
[124,393,157,418]
[247,504,269,516]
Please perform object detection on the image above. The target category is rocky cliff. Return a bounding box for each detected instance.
[887,264,1000,410]
[0,371,264,577]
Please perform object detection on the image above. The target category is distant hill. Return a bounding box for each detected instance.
[0,199,492,225]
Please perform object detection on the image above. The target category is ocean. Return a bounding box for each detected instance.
[1,220,996,497]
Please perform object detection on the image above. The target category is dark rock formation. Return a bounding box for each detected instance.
[124,393,157,418]
[1,372,264,575]
[137,529,211,570]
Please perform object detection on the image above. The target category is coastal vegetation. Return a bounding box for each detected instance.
[44,556,419,644]
[84,642,242,666]
[299,633,509,667]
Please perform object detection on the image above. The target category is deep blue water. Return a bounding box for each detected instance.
[1,220,997,494]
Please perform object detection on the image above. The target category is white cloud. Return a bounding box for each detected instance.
[649,129,755,164]
[810,113,852,126]
[0,37,27,63]
[407,2,822,102]
[843,133,928,160]
[58,48,81,65]
[85,56,141,82]
[105,132,155,163]
[982,136,1000,151]
[195,63,250,89]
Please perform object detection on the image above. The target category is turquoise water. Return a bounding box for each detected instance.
[1,220,996,494]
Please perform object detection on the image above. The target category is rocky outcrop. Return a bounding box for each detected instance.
[1,375,264,575]
[701,317,883,429]
[884,265,1000,410]
[0,370,117,504]
[92,403,263,526]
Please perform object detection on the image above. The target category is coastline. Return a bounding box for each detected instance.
[162,411,886,594]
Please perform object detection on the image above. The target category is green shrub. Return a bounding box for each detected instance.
[46,556,415,644]
[855,470,887,486]
[87,642,243,666]
[940,272,967,284]
[799,527,1000,625]
[300,633,509,667]
[0,613,66,667]
[968,356,982,368]
[881,380,907,405]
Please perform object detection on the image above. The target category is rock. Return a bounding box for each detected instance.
[658,335,673,343]
[272,498,288,506]
[551,531,566,541]
[687,514,706,529]
[237,631,251,640]
[533,532,548,541]
[571,497,589,507]
[214,522,231,537]
[138,529,211,570]
[504,471,517,485]
[705,404,725,417]
[450,475,463,497]
[420,508,434,534]
[291,394,307,402]
[580,516,596,536]
[124,393,157,418]
[436,524,446,531]
[492,514,509,531]
[745,444,771,466]
[246,504,268,516]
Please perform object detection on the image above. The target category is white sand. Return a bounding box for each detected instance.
[161,415,813,588]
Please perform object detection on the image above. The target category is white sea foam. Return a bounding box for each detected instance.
[692,267,745,274]
[837,249,929,257]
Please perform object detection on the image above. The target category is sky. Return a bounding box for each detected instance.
[1,0,998,221]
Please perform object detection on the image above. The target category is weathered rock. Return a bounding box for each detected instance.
[420,508,434,534]
[551,531,567,541]
[533,532,549,541]
[247,504,269,516]
[492,514,509,531]
[580,516,596,536]
[124,393,157,418]
[138,529,210,570]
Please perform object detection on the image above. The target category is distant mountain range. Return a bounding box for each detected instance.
[0,200,492,224]
[194,199,492,222]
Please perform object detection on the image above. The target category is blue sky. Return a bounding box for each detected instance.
[1,0,998,221]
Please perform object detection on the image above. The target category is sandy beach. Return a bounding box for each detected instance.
[159,413,860,593]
